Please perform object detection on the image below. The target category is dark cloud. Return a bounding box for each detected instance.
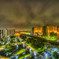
[0,0,59,29]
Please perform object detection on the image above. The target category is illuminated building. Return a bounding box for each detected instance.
[20,31,27,35]
[32,26,59,38]
[15,31,31,37]
[57,27,59,38]
[46,26,57,37]
[0,28,15,40]
[7,28,15,36]
[32,26,43,36]
[15,33,20,37]
[43,26,46,36]
[0,28,7,38]
[0,30,1,41]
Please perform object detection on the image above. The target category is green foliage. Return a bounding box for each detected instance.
[0,43,2,46]
[53,51,59,59]
[19,54,30,59]
[14,49,25,55]
[26,37,44,51]
[10,38,15,43]
[20,34,26,40]
[50,32,57,41]
[50,37,57,41]
[50,32,57,37]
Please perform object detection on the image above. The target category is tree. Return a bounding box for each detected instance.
[53,51,59,59]
[50,32,57,41]
[50,32,57,37]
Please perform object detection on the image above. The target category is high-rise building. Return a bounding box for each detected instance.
[0,28,15,39]
[7,28,15,36]
[32,26,59,38]
[43,26,46,36]
[0,28,7,38]
[32,26,43,36]
[57,26,59,38]
[46,26,57,37]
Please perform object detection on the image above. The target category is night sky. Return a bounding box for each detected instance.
[0,0,59,29]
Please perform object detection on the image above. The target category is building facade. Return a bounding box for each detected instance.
[46,26,57,37]
[7,28,15,36]
[0,28,15,39]
[32,26,43,36]
[32,26,59,38]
